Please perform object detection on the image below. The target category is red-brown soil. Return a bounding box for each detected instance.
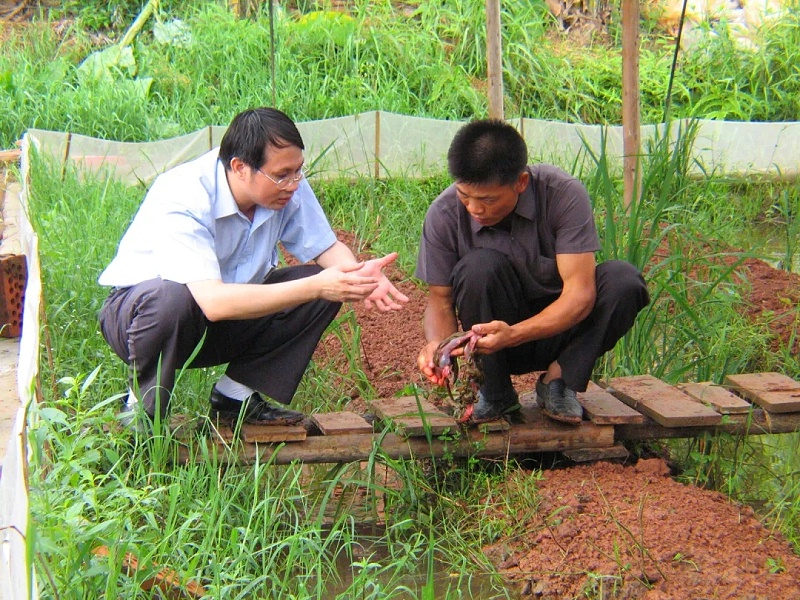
[316,230,800,599]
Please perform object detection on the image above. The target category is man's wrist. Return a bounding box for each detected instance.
[508,323,530,347]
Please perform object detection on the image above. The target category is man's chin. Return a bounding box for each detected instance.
[267,197,292,209]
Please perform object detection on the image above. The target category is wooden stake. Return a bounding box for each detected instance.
[485,0,504,120]
[622,0,641,211]
[374,111,381,179]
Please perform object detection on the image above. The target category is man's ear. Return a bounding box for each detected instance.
[513,170,530,194]
[229,156,250,180]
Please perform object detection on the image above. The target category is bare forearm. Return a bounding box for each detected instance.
[505,252,597,345]
[315,240,357,269]
[187,278,322,321]
[423,292,459,344]
[418,287,459,382]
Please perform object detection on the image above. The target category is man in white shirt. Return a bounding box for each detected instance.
[99,107,408,429]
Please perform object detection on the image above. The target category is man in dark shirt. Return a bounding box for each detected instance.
[415,119,649,425]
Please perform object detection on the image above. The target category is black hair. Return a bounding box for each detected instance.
[447,119,528,186]
[218,108,305,171]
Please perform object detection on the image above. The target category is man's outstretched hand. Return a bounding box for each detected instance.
[354,252,409,311]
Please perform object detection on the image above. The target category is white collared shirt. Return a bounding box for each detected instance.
[98,148,337,287]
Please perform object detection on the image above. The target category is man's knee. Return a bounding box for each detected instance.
[266,264,323,284]
[143,279,200,323]
[597,260,649,309]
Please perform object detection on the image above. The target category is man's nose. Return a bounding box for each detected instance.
[464,199,483,215]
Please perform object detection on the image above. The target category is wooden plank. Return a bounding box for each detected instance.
[521,384,647,426]
[518,396,587,427]
[725,372,800,414]
[607,375,722,427]
[152,416,308,444]
[579,381,647,425]
[614,408,800,440]
[563,444,630,463]
[677,382,752,414]
[208,423,235,443]
[93,545,206,599]
[0,149,20,164]
[178,421,615,466]
[241,423,306,443]
[514,402,620,444]
[312,411,374,435]
[368,396,458,437]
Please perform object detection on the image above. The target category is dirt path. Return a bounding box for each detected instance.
[319,231,800,598]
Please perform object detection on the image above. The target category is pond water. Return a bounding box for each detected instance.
[319,521,509,599]
[742,221,800,273]
[301,464,513,599]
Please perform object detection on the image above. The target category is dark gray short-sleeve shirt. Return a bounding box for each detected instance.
[415,164,600,299]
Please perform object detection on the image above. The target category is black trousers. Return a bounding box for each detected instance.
[99,265,341,418]
[451,249,649,399]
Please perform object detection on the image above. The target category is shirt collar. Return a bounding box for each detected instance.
[213,157,241,219]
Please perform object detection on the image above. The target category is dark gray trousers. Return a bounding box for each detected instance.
[99,265,341,418]
[451,249,649,398]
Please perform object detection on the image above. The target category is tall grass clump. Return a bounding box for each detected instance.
[582,122,765,384]
[0,22,158,147]
[575,123,800,549]
[316,173,451,274]
[679,11,800,122]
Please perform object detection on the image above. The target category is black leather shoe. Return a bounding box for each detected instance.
[535,374,583,425]
[209,387,305,426]
[458,390,521,425]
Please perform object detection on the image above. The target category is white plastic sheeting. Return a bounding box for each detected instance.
[0,136,40,600]
[1,111,798,598]
[23,113,800,185]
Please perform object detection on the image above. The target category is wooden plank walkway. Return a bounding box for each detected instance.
[176,372,800,465]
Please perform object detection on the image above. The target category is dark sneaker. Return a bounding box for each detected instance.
[535,374,583,425]
[458,390,521,425]
[209,387,305,426]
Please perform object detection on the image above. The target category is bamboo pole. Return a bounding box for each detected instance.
[485,0,504,120]
[621,0,642,211]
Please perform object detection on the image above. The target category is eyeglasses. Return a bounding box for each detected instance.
[255,166,306,190]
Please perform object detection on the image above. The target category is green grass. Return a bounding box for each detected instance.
[2,0,800,147]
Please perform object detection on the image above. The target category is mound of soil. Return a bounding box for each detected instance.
[487,459,800,599]
[323,230,800,598]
